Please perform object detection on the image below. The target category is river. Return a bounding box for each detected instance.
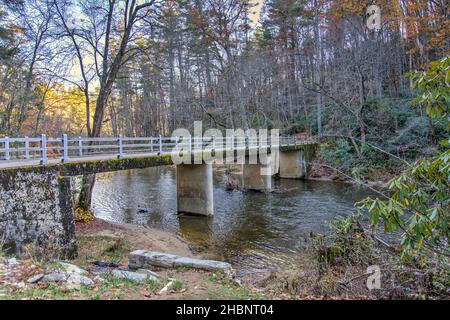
[91,166,374,276]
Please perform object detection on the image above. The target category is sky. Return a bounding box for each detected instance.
[249,0,264,27]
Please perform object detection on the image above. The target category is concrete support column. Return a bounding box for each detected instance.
[242,154,273,192]
[279,150,306,179]
[271,150,280,176]
[176,164,214,216]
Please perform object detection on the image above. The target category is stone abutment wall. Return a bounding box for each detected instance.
[0,167,76,258]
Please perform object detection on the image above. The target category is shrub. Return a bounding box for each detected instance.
[314,214,375,268]
[359,57,449,255]
[320,139,355,172]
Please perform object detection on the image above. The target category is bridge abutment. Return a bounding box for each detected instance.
[176,163,214,216]
[279,150,307,179]
[0,168,76,258]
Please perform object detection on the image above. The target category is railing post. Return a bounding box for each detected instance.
[189,135,193,153]
[78,137,83,157]
[24,136,30,160]
[118,135,124,158]
[4,137,10,161]
[62,134,69,163]
[41,134,47,165]
[159,135,163,154]
[212,135,216,151]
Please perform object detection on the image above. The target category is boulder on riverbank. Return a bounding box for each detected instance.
[111,269,160,283]
[129,250,234,275]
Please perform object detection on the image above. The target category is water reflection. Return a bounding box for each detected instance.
[92,167,373,275]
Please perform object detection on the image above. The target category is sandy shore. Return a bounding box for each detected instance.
[75,218,194,258]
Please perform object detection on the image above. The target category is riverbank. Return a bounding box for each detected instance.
[4,216,440,300]
[73,219,350,300]
[0,218,269,300]
[308,157,396,190]
[0,218,375,300]
[71,219,383,300]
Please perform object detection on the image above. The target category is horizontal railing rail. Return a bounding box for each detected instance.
[0,134,318,166]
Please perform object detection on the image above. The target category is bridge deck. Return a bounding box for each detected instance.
[0,152,162,170]
[0,143,317,177]
[0,132,318,177]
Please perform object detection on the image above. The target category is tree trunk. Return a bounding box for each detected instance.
[77,174,96,210]
[428,116,437,145]
[313,0,323,135]
[358,70,367,151]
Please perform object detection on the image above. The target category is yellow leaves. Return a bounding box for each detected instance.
[406,1,427,12]
[136,37,146,48]
[417,238,423,249]
[329,0,367,18]
[39,84,91,135]
[329,0,402,31]
[75,207,95,223]
[10,25,25,34]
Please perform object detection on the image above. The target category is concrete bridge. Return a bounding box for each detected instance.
[0,135,317,257]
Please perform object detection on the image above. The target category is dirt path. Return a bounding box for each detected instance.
[75,218,193,258]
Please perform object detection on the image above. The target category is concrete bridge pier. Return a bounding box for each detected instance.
[242,154,273,192]
[176,163,214,216]
[279,149,307,179]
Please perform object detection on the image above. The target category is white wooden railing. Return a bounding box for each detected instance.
[0,134,315,165]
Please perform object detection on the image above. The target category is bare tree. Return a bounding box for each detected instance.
[51,0,160,210]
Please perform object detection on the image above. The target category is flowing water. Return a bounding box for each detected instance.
[92,167,374,276]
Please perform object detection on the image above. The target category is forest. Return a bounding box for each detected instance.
[0,0,449,300]
[0,1,447,140]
